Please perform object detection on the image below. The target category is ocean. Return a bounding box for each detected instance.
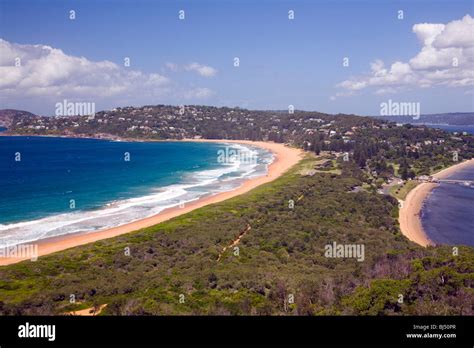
[0,136,273,246]
[421,165,474,246]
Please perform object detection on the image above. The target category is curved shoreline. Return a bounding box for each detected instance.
[399,159,474,247]
[0,140,304,266]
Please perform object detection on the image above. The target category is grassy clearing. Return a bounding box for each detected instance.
[389,180,420,200]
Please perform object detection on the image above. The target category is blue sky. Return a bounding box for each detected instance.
[0,0,473,115]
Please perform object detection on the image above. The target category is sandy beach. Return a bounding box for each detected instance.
[0,140,304,266]
[399,158,474,247]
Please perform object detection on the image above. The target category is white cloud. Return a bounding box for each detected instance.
[337,61,415,90]
[370,59,385,74]
[0,39,169,98]
[334,15,474,98]
[329,91,355,101]
[433,15,474,48]
[164,61,217,77]
[412,23,445,46]
[184,62,217,77]
[0,39,216,112]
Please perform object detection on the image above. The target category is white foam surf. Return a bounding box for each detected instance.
[0,143,273,247]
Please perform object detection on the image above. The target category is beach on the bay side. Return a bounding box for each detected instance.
[399,158,474,247]
[0,140,304,266]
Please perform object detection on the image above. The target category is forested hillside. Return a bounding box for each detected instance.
[0,156,472,315]
[1,105,473,315]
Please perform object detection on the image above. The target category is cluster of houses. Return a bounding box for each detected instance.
[10,105,363,142]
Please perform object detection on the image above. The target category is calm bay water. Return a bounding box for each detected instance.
[424,124,474,134]
[421,165,474,246]
[0,136,272,245]
[418,124,474,245]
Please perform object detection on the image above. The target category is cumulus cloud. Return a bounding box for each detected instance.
[184,62,217,77]
[334,15,474,97]
[164,62,217,77]
[0,39,170,98]
[433,15,474,48]
[0,39,215,112]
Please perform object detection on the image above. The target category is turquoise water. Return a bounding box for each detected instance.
[0,136,272,245]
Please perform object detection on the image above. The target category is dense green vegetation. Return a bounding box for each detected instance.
[0,105,375,141]
[0,156,472,315]
[325,125,474,178]
[1,106,473,315]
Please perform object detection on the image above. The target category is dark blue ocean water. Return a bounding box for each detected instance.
[421,165,474,246]
[0,136,271,244]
